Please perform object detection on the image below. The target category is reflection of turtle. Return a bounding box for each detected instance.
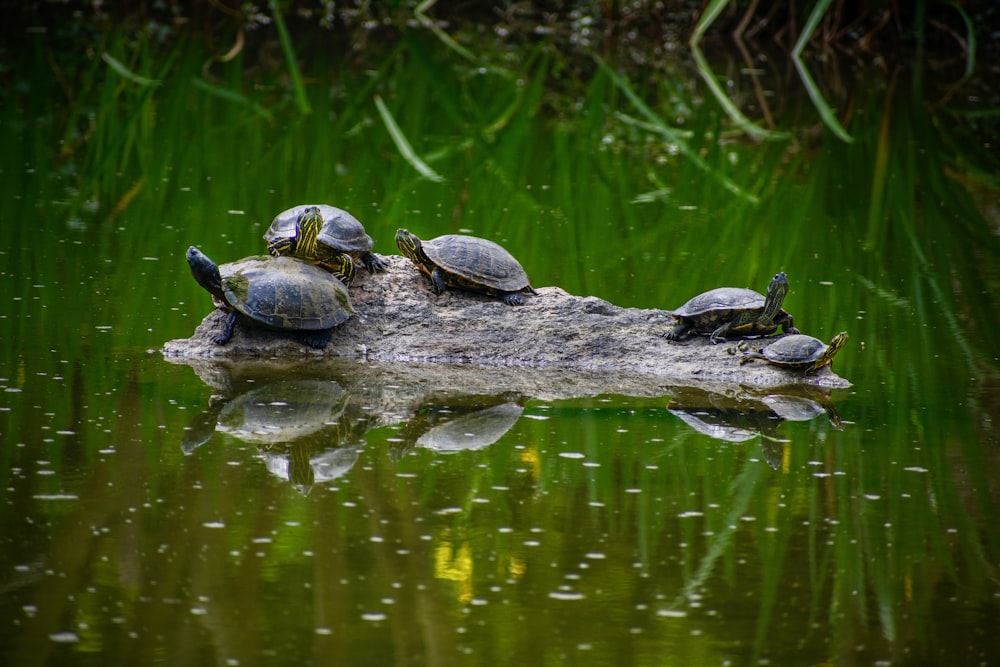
[259,442,361,495]
[395,229,537,305]
[264,204,387,284]
[187,247,353,349]
[762,394,842,429]
[180,379,349,453]
[216,380,349,444]
[668,408,760,443]
[666,273,799,343]
[740,332,848,374]
[668,407,785,470]
[416,402,524,453]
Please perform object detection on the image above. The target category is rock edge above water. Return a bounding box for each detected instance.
[162,256,851,390]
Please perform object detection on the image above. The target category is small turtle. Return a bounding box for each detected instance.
[740,332,849,374]
[264,204,388,285]
[665,272,800,344]
[186,246,354,349]
[395,229,537,305]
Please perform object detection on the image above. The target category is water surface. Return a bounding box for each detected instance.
[1,25,999,667]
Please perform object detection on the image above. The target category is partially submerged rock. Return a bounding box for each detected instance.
[163,256,851,390]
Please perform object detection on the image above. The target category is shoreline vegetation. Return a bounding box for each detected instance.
[8,1,996,109]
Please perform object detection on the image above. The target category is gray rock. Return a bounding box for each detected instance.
[164,255,850,390]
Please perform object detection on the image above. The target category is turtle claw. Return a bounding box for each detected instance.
[503,292,525,306]
[362,251,390,274]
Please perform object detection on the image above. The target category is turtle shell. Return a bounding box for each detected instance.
[421,234,532,292]
[264,204,374,255]
[673,287,765,321]
[220,255,354,331]
[758,334,829,366]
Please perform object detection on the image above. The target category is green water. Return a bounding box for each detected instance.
[2,24,999,667]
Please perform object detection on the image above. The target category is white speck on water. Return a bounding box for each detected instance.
[678,511,703,518]
[315,627,332,635]
[864,494,881,500]
[559,452,585,459]
[584,552,606,560]
[361,612,387,622]
[202,521,225,529]
[656,609,687,618]
[548,591,584,601]
[903,466,928,473]
[190,606,208,615]
[49,632,80,643]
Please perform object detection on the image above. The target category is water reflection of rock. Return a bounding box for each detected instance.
[170,356,847,476]
[668,385,843,469]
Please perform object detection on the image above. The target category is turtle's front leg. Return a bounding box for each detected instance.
[777,312,800,335]
[212,311,238,345]
[267,237,293,257]
[430,268,448,295]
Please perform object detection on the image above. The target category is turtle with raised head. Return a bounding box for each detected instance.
[186,246,353,349]
[739,332,848,374]
[395,229,537,306]
[665,272,800,344]
[264,204,388,285]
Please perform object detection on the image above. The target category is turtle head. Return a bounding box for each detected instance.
[828,331,849,355]
[295,206,323,235]
[762,272,790,318]
[186,246,225,302]
[294,206,324,254]
[394,228,423,261]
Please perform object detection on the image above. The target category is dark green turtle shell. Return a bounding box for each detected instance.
[264,204,374,255]
[221,255,354,331]
[666,273,797,342]
[420,234,533,294]
[672,287,768,324]
[741,332,848,372]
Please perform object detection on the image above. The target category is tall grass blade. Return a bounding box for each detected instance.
[415,0,479,66]
[594,55,759,204]
[689,0,783,141]
[190,77,273,121]
[102,52,160,87]
[374,94,445,183]
[270,0,311,115]
[792,0,854,143]
[950,1,976,81]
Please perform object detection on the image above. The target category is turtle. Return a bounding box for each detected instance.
[264,204,388,285]
[739,331,849,374]
[665,272,800,344]
[395,229,538,305]
[186,246,354,349]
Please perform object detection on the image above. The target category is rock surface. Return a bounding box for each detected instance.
[163,256,851,390]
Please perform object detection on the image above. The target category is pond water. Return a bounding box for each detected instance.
[2,24,999,667]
